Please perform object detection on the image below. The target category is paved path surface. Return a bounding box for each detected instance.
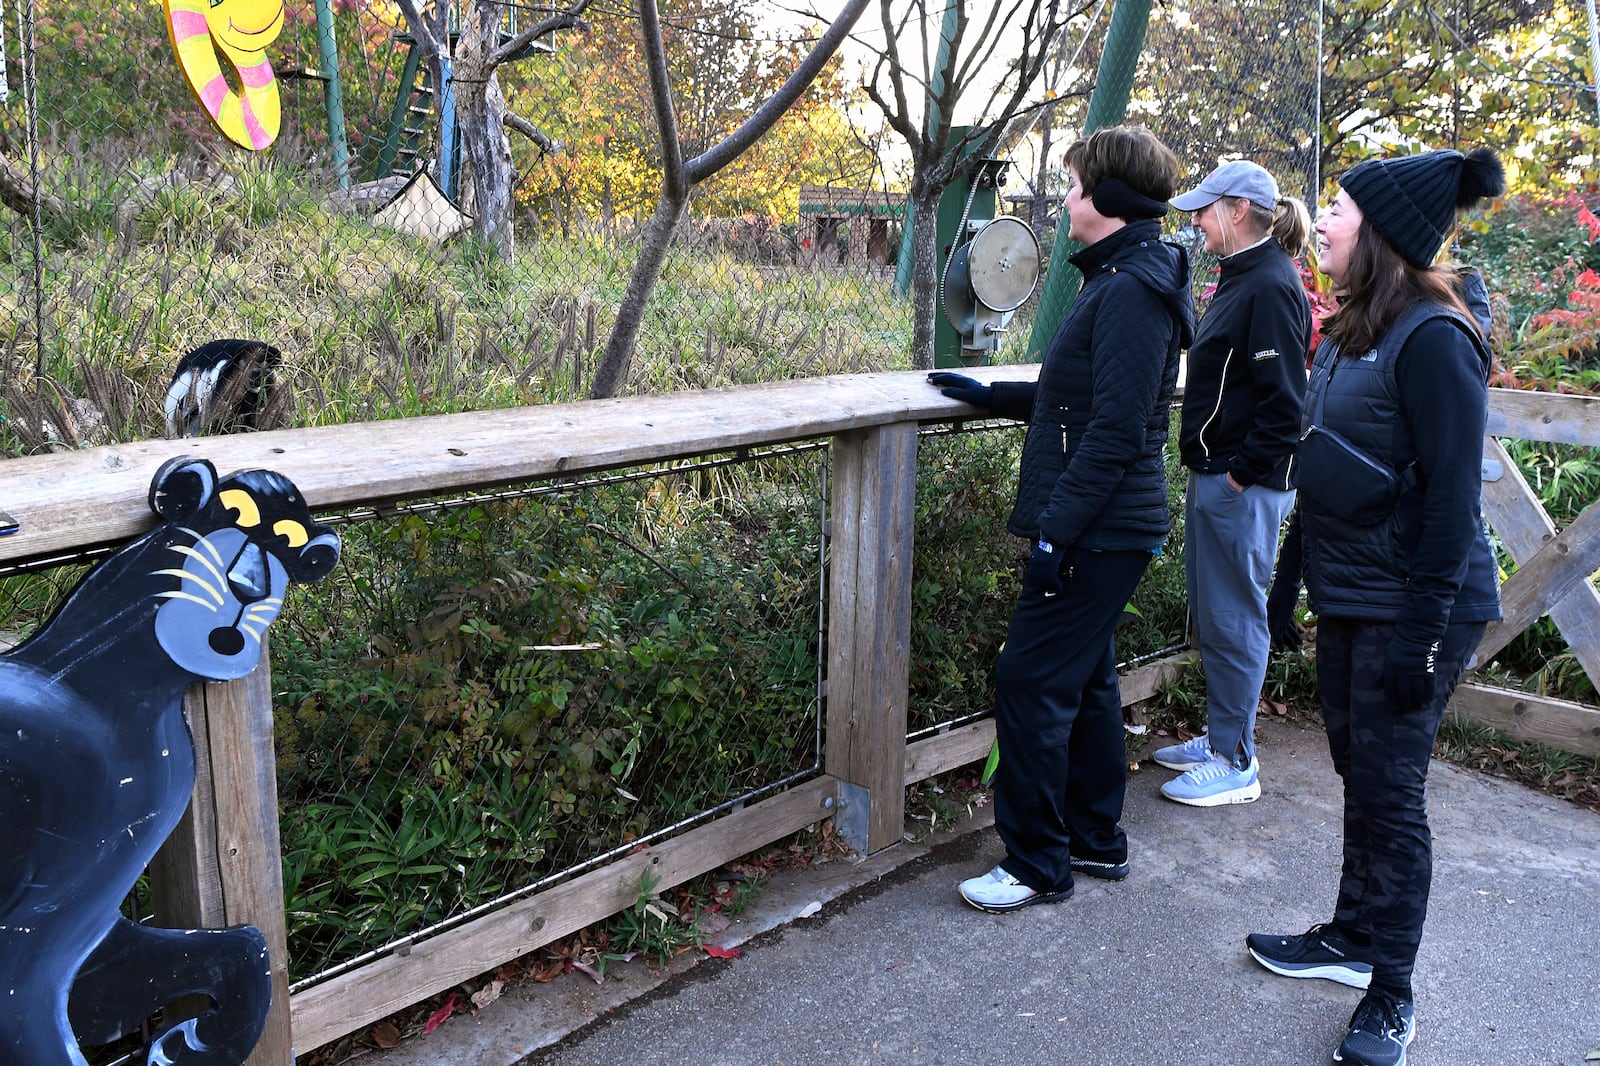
[367,716,1600,1066]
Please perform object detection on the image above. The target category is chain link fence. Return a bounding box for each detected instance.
[8,0,1591,1046]
[0,0,1300,996]
[0,0,919,452]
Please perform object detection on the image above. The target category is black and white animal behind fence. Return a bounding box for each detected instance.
[164,339,284,437]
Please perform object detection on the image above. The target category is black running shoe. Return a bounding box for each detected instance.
[1246,922,1373,989]
[1333,988,1416,1065]
[1069,854,1130,881]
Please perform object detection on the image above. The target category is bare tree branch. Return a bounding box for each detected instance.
[489,2,596,70]
[855,0,1080,367]
[687,0,872,179]
[589,0,871,398]
[505,113,564,156]
[0,149,63,225]
[391,0,443,56]
[641,0,688,200]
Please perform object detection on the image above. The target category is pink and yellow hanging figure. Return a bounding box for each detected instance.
[164,0,286,150]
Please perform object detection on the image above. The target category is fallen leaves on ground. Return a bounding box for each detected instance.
[421,993,459,1035]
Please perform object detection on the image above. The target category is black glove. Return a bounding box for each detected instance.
[1267,511,1304,651]
[1266,575,1302,652]
[1023,538,1064,597]
[1382,627,1440,713]
[927,372,993,409]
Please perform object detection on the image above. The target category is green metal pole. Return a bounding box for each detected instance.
[893,0,961,298]
[314,0,352,188]
[1023,0,1153,360]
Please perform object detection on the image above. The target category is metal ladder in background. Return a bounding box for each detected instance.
[375,10,554,181]
[376,38,434,179]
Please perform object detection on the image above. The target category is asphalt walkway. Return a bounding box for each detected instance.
[367,716,1600,1066]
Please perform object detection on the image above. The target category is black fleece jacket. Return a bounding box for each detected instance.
[988,220,1196,551]
[1178,239,1311,489]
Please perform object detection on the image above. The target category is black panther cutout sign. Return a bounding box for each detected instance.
[0,457,339,1066]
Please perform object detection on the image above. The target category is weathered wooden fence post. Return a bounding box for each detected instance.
[150,642,295,1065]
[825,422,918,854]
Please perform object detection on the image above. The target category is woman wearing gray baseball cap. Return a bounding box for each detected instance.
[1152,161,1313,807]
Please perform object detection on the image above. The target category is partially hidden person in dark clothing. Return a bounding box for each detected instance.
[1153,161,1313,807]
[1249,147,1506,1066]
[926,125,1196,913]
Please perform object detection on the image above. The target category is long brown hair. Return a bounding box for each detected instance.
[1320,216,1478,354]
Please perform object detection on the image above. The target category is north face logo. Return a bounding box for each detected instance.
[1253,348,1280,361]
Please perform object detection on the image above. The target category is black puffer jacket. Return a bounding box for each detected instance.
[1298,304,1501,633]
[990,220,1196,551]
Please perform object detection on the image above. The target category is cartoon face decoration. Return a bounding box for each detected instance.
[204,0,287,57]
[152,464,339,680]
[164,0,286,150]
[0,457,338,1066]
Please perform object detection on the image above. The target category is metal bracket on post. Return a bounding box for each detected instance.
[833,780,871,857]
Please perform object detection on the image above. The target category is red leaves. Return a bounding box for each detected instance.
[703,944,740,959]
[421,993,460,1035]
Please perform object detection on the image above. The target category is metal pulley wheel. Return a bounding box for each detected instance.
[942,216,1042,335]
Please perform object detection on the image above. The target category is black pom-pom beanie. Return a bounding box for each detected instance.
[1339,147,1507,268]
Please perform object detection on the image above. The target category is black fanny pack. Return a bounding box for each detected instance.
[1293,424,1414,525]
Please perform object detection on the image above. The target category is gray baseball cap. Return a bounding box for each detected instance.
[1170,160,1280,212]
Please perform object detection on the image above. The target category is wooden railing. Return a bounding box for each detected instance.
[2,370,1595,1062]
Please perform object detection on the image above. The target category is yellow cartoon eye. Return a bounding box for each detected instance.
[273,520,308,548]
[220,489,261,527]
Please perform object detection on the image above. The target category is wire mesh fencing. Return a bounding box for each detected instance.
[269,446,826,985]
[0,0,915,455]
[908,416,1193,741]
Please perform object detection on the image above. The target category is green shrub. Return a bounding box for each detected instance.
[1459,193,1600,330]
[271,463,823,977]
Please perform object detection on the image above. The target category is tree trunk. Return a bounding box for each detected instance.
[588,192,688,398]
[1033,102,1056,235]
[454,1,517,255]
[908,189,942,371]
[0,150,63,226]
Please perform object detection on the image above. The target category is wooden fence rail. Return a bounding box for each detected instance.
[0,370,1595,1061]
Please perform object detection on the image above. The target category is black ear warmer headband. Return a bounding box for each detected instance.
[1090,177,1169,221]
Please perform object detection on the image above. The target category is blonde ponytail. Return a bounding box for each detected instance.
[1271,196,1313,259]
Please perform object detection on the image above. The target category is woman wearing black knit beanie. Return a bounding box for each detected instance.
[1247,146,1507,1066]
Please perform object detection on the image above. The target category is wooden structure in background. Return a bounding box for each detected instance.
[1,372,1595,1060]
[798,184,905,265]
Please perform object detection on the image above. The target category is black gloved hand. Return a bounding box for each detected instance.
[927,372,993,409]
[1023,538,1064,597]
[1266,576,1302,652]
[1382,627,1440,713]
[1267,511,1304,652]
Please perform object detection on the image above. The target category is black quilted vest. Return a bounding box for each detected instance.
[1298,301,1500,621]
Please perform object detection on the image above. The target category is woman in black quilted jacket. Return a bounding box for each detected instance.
[927,125,1195,913]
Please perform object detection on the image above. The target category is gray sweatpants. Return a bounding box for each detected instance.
[1184,471,1296,765]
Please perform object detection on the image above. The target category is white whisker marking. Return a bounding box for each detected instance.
[157,591,221,611]
[152,566,225,605]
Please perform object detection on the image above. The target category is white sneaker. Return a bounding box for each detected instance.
[1152,732,1211,771]
[957,865,1073,913]
[1160,753,1261,807]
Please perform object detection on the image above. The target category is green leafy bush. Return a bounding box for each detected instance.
[271,463,823,976]
[1459,193,1600,332]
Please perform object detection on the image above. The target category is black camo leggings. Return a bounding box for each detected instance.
[1315,616,1486,992]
